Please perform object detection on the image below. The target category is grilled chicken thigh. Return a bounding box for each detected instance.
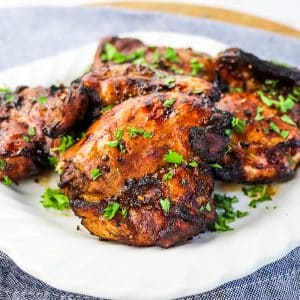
[0,85,88,182]
[214,49,300,183]
[58,91,231,247]
[92,36,215,82]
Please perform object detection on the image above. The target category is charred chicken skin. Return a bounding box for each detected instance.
[71,63,220,120]
[58,91,231,247]
[214,48,300,183]
[90,38,300,183]
[92,36,215,82]
[0,85,88,182]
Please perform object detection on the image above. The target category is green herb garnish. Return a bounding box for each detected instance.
[210,163,222,169]
[41,188,69,210]
[162,171,173,182]
[163,98,176,108]
[2,175,12,186]
[0,159,6,171]
[28,127,36,136]
[159,198,170,213]
[242,185,272,208]
[163,150,184,164]
[103,202,120,219]
[190,58,205,76]
[101,105,113,113]
[280,115,296,126]
[165,47,178,62]
[231,117,247,134]
[254,106,264,121]
[90,168,102,180]
[188,160,198,168]
[214,193,248,232]
[36,96,48,104]
[51,135,75,153]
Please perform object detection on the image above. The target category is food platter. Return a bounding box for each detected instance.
[0,31,299,299]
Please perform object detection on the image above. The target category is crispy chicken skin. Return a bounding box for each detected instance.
[214,48,300,183]
[70,63,220,120]
[58,92,231,247]
[92,36,215,82]
[0,85,88,181]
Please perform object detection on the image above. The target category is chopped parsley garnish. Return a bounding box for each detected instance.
[159,198,170,213]
[163,98,176,108]
[254,106,264,121]
[0,159,6,171]
[56,168,63,175]
[225,145,232,155]
[143,131,153,139]
[106,129,125,152]
[3,93,14,105]
[90,168,102,180]
[103,202,120,219]
[231,117,247,134]
[188,160,198,168]
[242,185,272,208]
[190,58,205,76]
[162,171,173,182]
[191,89,203,94]
[101,43,145,64]
[101,105,113,113]
[51,135,75,153]
[280,115,296,126]
[2,175,12,186]
[270,121,289,139]
[41,188,69,210]
[163,150,184,164]
[210,163,222,169]
[165,47,178,62]
[214,193,248,232]
[128,127,144,137]
[36,96,48,104]
[48,156,58,168]
[121,208,127,218]
[115,129,124,140]
[181,178,187,186]
[164,78,176,88]
[128,127,152,139]
[292,86,300,98]
[28,127,36,136]
[199,202,212,213]
[257,91,295,113]
[230,87,244,93]
[106,140,119,148]
[0,86,11,93]
[22,135,30,142]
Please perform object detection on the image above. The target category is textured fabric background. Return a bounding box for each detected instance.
[0,6,299,300]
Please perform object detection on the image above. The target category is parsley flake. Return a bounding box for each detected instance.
[36,96,48,104]
[159,198,170,213]
[0,159,7,171]
[2,175,12,186]
[51,135,75,153]
[242,185,272,208]
[28,127,36,136]
[163,150,184,164]
[190,58,205,76]
[103,202,120,219]
[41,188,69,210]
[101,105,113,113]
[163,98,176,108]
[90,168,102,180]
[231,117,247,134]
[165,47,178,62]
[210,163,222,169]
[254,106,264,121]
[188,160,198,168]
[280,115,296,126]
[162,171,173,182]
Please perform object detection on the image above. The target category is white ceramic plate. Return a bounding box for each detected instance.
[0,31,299,300]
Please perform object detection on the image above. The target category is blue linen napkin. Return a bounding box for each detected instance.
[0,7,299,300]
